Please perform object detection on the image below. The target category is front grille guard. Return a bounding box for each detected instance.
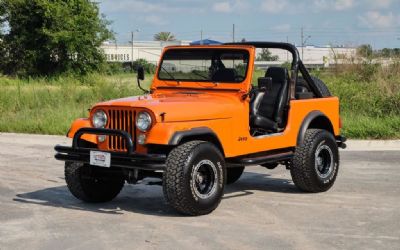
[73,127,134,154]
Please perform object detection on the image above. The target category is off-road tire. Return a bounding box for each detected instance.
[65,161,125,202]
[290,129,339,192]
[297,76,331,97]
[226,167,244,184]
[163,141,226,216]
[311,76,331,97]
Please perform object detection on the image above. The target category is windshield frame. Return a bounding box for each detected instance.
[156,47,250,84]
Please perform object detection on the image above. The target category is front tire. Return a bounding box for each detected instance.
[65,162,125,202]
[163,141,226,215]
[290,129,339,192]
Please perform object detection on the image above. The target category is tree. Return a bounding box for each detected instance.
[153,32,176,42]
[380,48,391,58]
[356,44,373,58]
[0,0,113,76]
[256,48,279,61]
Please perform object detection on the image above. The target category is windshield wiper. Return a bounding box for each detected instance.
[161,66,178,82]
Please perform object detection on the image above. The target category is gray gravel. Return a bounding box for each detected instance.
[0,133,399,250]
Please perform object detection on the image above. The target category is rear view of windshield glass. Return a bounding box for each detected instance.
[158,49,249,83]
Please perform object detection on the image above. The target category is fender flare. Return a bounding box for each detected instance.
[297,111,332,146]
[168,127,220,145]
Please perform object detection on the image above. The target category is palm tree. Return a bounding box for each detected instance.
[153,32,176,41]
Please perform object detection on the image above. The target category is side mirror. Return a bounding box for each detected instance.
[137,66,145,80]
[136,66,149,94]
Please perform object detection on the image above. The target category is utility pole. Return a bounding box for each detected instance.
[301,27,304,61]
[301,27,311,61]
[200,29,203,45]
[131,31,134,70]
[232,24,235,42]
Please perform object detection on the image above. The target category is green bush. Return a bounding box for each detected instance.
[132,59,157,74]
[315,61,400,138]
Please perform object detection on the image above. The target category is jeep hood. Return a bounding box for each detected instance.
[94,92,241,122]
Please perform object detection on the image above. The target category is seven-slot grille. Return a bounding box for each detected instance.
[106,109,136,152]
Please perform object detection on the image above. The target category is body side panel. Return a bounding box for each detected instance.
[145,97,339,158]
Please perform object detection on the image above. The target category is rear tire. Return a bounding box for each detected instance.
[290,129,339,192]
[311,76,331,97]
[226,167,244,184]
[163,141,226,216]
[65,162,125,202]
[297,76,331,97]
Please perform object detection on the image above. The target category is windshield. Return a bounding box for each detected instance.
[158,49,249,83]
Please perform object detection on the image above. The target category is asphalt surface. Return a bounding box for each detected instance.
[0,133,399,250]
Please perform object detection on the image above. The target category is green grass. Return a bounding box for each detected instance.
[0,74,152,135]
[0,67,399,139]
[341,114,400,139]
[317,67,400,139]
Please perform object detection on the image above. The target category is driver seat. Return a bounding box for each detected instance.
[250,67,289,132]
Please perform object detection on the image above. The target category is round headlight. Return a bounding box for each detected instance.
[136,112,152,131]
[92,110,107,128]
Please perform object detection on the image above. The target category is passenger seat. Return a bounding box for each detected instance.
[250,67,289,132]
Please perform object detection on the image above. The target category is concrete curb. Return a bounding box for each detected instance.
[0,133,399,151]
[342,140,400,151]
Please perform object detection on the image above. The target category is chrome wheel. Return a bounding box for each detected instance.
[191,159,218,199]
[314,143,334,178]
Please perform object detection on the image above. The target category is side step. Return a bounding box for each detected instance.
[226,148,294,167]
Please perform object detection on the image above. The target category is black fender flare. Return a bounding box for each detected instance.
[297,111,332,146]
[169,127,220,145]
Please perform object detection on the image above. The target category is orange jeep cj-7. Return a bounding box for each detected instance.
[55,42,346,215]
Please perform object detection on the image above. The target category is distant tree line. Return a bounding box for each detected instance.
[357,44,400,59]
[0,0,113,76]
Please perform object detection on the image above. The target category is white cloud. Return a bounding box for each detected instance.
[101,0,185,13]
[312,0,355,11]
[212,2,233,13]
[334,0,355,10]
[261,0,288,13]
[212,1,250,13]
[365,0,393,9]
[358,11,398,28]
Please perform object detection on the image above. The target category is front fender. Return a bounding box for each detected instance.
[146,119,231,155]
[67,118,97,144]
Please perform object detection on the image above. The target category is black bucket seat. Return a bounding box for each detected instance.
[250,67,289,132]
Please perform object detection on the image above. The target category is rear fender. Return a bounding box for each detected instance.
[297,111,335,146]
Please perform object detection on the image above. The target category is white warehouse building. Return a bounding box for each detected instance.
[100,41,356,68]
[101,41,191,65]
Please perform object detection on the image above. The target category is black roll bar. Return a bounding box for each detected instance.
[224,41,323,98]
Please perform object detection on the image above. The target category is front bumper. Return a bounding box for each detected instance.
[54,128,166,170]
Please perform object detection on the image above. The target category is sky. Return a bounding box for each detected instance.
[98,0,400,49]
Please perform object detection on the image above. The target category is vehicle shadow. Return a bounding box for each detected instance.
[13,170,302,216]
[224,171,302,199]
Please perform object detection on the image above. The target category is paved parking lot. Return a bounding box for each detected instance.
[0,133,399,250]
